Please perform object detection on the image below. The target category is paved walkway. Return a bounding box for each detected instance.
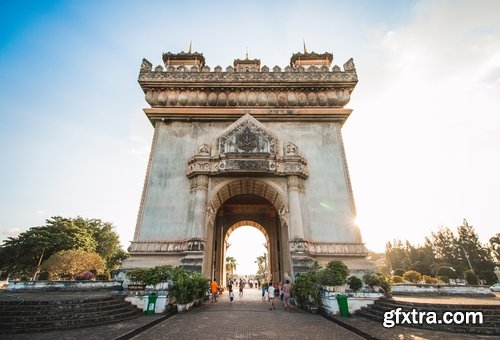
[2,288,499,339]
[130,287,363,340]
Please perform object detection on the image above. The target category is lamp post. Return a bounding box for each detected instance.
[459,245,474,272]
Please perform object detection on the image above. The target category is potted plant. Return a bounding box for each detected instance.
[363,273,391,297]
[292,272,321,312]
[317,260,349,292]
[347,276,363,292]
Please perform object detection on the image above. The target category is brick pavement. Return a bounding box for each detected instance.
[130,287,364,340]
[2,288,499,339]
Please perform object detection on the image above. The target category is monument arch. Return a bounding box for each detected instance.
[123,48,374,279]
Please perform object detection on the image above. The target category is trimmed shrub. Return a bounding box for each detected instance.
[464,270,479,285]
[391,275,404,283]
[403,270,421,283]
[318,260,349,286]
[347,276,363,291]
[437,275,449,283]
[292,272,321,307]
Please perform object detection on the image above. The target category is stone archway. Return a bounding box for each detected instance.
[203,178,291,283]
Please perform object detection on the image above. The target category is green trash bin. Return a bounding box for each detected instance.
[335,294,350,317]
[146,293,158,315]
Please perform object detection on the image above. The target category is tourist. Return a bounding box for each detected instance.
[261,282,267,301]
[268,283,275,310]
[229,289,234,303]
[282,279,292,311]
[210,279,218,303]
[239,278,244,297]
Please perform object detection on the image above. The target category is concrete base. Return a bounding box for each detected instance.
[6,280,123,292]
[321,291,383,315]
[392,284,494,296]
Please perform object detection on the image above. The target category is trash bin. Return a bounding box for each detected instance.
[335,294,350,317]
[146,292,158,315]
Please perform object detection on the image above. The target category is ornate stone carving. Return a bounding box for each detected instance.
[285,142,298,156]
[190,175,209,191]
[197,143,210,156]
[187,237,206,251]
[218,114,277,155]
[290,238,310,253]
[307,242,369,256]
[235,126,258,152]
[343,58,355,71]
[128,240,189,253]
[141,58,152,71]
[187,115,308,178]
[139,58,358,114]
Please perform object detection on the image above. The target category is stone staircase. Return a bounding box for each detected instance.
[357,298,500,335]
[0,295,143,334]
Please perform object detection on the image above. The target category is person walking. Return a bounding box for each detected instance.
[261,282,267,301]
[268,283,276,310]
[210,279,218,303]
[229,289,234,303]
[282,279,292,311]
[239,278,244,297]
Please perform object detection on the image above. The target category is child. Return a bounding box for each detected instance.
[268,283,275,310]
[229,289,234,303]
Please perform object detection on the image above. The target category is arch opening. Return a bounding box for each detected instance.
[225,223,268,283]
[205,186,291,286]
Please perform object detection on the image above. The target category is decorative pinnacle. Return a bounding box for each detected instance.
[189,40,192,54]
[303,39,307,54]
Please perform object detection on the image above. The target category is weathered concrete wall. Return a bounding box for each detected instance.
[267,121,356,243]
[138,118,359,245]
[138,121,227,241]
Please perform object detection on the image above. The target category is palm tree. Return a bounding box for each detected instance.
[226,256,237,282]
[490,233,500,262]
[255,253,268,279]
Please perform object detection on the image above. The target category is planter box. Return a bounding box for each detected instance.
[126,294,169,314]
[321,292,383,315]
[6,280,123,292]
[392,284,494,296]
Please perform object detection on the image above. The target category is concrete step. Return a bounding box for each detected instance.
[0,296,143,334]
[376,298,500,311]
[356,299,500,335]
[0,309,144,333]
[0,305,137,322]
[0,301,134,316]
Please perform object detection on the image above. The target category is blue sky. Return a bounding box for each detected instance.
[1,0,499,254]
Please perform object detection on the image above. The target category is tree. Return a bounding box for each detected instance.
[225,256,237,282]
[427,227,459,271]
[0,216,128,277]
[456,219,495,283]
[489,233,500,262]
[255,253,268,279]
[42,250,105,280]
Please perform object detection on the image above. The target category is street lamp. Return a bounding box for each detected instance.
[459,245,474,272]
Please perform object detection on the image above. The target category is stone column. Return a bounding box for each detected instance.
[287,176,305,241]
[181,175,208,273]
[192,175,209,239]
